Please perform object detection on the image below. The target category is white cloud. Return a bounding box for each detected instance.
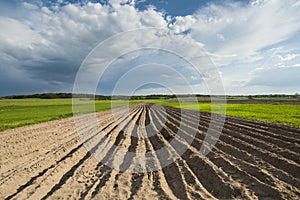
[174,0,300,94]
[0,1,170,96]
[250,0,265,6]
[277,54,298,62]
[187,0,300,66]
[1,0,300,96]
[22,2,39,10]
[293,63,300,67]
[0,1,167,69]
[168,15,196,34]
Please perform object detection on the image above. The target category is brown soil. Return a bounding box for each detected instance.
[1,104,299,199]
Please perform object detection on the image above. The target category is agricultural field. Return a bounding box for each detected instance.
[0,99,133,131]
[149,100,300,128]
[1,98,300,131]
[1,104,299,199]
[1,0,300,199]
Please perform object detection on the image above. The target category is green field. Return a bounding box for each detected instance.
[143,100,300,128]
[0,98,299,131]
[0,99,132,131]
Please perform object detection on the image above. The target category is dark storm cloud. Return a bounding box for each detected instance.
[96,49,203,95]
[0,0,169,96]
[20,60,80,83]
[0,66,72,97]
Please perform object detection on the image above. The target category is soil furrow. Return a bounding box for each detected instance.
[166,107,300,176]
[55,107,142,199]
[154,106,300,199]
[84,106,144,199]
[164,107,300,191]
[1,103,299,200]
[0,106,131,186]
[2,106,139,199]
[168,106,300,142]
[168,107,300,158]
[152,107,250,199]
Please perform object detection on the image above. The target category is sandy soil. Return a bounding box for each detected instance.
[1,103,300,199]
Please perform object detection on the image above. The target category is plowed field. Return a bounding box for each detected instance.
[1,104,299,199]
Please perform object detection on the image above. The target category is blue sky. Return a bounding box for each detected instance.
[0,0,299,96]
[135,0,249,16]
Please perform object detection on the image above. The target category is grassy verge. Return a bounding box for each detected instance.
[0,99,135,131]
[143,100,300,128]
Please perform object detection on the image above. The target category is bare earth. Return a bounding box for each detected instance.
[1,103,300,199]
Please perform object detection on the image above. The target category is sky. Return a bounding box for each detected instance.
[0,0,300,96]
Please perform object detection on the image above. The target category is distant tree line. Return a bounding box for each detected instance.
[2,93,73,99]
[244,94,299,99]
[2,93,111,100]
[130,94,177,100]
[1,93,299,100]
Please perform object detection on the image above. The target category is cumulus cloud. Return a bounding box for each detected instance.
[0,0,300,96]
[168,15,196,34]
[186,0,300,66]
[0,0,168,96]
